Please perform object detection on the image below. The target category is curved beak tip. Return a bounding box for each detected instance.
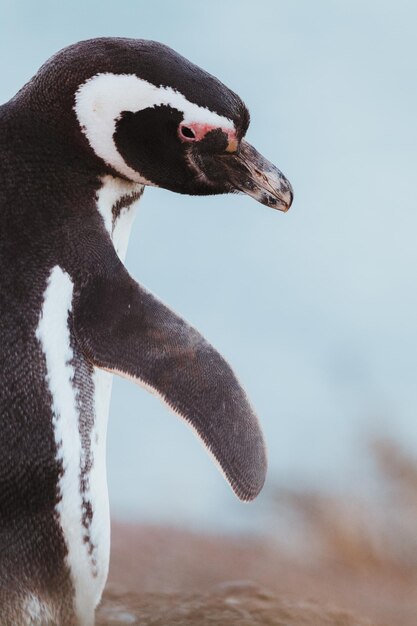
[269,187,293,212]
[220,140,294,213]
[262,182,293,212]
[281,189,294,212]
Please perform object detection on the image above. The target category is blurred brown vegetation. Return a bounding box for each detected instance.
[98,439,417,625]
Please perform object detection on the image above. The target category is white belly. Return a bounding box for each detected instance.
[37,267,110,625]
[33,176,142,624]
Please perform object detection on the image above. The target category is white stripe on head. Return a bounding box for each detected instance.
[74,73,235,182]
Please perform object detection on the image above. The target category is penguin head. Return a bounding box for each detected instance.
[28,38,293,210]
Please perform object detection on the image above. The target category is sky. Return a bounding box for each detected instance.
[1,0,417,532]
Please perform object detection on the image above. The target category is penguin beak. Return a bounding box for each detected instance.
[218,139,293,211]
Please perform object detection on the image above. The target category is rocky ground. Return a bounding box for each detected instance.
[98,580,374,625]
[96,441,417,625]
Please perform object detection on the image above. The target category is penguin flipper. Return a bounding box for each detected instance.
[73,264,267,501]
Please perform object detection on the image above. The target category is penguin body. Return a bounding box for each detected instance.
[0,38,292,625]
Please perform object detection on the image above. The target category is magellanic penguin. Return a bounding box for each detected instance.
[0,38,293,625]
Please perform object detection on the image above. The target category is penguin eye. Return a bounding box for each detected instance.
[179,125,196,141]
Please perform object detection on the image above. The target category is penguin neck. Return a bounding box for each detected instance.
[95,174,144,262]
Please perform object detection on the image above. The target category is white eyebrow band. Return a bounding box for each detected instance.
[74,72,235,183]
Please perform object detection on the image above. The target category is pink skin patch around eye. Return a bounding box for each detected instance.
[178,121,237,151]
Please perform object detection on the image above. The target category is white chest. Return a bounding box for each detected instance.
[88,172,144,591]
[95,174,144,262]
[34,177,143,624]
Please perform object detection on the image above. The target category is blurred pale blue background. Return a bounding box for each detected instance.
[1,0,416,532]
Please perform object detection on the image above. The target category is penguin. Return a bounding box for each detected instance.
[0,38,293,625]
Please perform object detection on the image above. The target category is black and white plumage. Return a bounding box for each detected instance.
[0,38,293,625]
